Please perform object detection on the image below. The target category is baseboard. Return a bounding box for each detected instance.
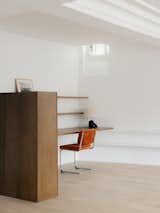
[79,146,160,166]
[58,132,160,166]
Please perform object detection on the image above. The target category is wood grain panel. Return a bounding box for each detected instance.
[0,93,37,201]
[17,93,37,201]
[0,92,58,202]
[37,92,58,201]
[0,95,5,195]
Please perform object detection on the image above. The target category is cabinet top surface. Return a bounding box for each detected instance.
[0,91,57,95]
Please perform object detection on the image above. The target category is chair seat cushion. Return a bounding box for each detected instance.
[60,143,90,151]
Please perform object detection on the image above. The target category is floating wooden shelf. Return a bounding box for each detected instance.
[58,96,88,99]
[58,112,84,116]
[58,127,114,136]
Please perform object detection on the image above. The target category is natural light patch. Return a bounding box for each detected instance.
[87,44,110,56]
[81,44,110,76]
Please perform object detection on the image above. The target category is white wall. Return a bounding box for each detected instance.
[79,132,160,165]
[79,39,160,165]
[79,40,160,132]
[0,30,82,164]
[0,30,79,95]
[1,30,160,166]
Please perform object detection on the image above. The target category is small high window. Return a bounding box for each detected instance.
[87,44,110,56]
[81,43,110,76]
[83,44,110,56]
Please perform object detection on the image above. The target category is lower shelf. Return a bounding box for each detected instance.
[58,127,114,136]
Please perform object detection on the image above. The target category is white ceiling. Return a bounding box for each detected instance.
[143,0,160,10]
[64,0,160,39]
[0,0,160,45]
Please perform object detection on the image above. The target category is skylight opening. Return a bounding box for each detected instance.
[83,44,110,56]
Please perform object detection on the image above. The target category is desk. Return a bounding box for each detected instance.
[58,127,114,136]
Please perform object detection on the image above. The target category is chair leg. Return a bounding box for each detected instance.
[74,151,78,168]
[60,150,80,174]
[59,149,63,173]
[74,152,91,171]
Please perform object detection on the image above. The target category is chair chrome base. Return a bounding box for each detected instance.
[74,152,92,171]
[75,166,91,171]
[60,150,91,175]
[60,169,80,175]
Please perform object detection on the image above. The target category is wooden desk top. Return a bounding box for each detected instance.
[58,127,114,136]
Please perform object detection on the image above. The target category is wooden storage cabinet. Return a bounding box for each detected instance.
[0,92,58,202]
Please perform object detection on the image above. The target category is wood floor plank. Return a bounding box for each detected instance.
[0,162,160,213]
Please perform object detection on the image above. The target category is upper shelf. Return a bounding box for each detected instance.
[58,96,88,99]
[58,112,84,116]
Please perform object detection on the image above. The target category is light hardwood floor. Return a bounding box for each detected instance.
[0,162,160,213]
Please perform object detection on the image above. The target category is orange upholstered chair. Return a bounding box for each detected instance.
[60,129,96,174]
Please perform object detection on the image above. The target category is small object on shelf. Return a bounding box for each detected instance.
[15,78,33,92]
[84,107,98,128]
[88,120,98,129]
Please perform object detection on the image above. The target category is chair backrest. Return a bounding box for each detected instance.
[78,129,96,149]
